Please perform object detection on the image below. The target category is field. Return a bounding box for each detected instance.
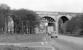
[0,33,52,50]
[0,33,47,43]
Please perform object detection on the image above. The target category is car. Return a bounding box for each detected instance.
[48,31,58,38]
[51,35,58,38]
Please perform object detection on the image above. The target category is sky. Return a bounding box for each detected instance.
[0,0,83,13]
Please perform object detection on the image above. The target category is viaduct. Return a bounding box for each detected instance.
[36,11,80,34]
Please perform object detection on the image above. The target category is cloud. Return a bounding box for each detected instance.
[0,0,83,12]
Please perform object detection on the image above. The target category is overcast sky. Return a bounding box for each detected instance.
[0,0,83,13]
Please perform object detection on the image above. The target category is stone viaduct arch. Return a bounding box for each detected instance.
[56,15,72,34]
[40,16,56,33]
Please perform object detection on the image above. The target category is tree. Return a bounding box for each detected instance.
[11,9,40,34]
[0,4,10,32]
[62,14,83,35]
[0,4,10,10]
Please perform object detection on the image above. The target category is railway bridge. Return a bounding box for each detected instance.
[36,11,78,34]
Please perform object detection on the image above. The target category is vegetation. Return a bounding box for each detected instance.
[0,4,10,33]
[11,9,40,34]
[0,4,40,34]
[62,14,83,36]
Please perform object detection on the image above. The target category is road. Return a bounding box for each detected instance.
[48,38,83,50]
[0,34,83,50]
